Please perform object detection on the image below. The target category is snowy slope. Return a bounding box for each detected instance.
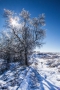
[0,53,60,90]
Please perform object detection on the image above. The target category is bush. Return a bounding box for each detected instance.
[0,59,7,74]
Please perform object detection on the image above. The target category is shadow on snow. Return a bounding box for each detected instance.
[27,67,59,90]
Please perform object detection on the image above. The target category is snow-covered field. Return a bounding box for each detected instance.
[0,52,60,90]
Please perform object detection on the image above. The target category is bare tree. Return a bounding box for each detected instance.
[2,8,46,66]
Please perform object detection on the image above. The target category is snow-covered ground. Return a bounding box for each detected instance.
[0,52,60,90]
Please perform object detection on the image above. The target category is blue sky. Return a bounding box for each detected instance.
[0,0,60,52]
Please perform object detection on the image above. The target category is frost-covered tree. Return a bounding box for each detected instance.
[3,9,45,66]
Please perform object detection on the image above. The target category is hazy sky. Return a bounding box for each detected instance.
[0,0,60,52]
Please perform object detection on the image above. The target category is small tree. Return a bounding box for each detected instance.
[3,9,45,66]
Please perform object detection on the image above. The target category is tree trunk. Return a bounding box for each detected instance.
[25,48,28,66]
[6,52,10,69]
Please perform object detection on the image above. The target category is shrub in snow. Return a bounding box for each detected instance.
[0,59,7,74]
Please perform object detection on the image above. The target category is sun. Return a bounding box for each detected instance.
[11,19,17,26]
[10,18,17,27]
[9,17,23,29]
